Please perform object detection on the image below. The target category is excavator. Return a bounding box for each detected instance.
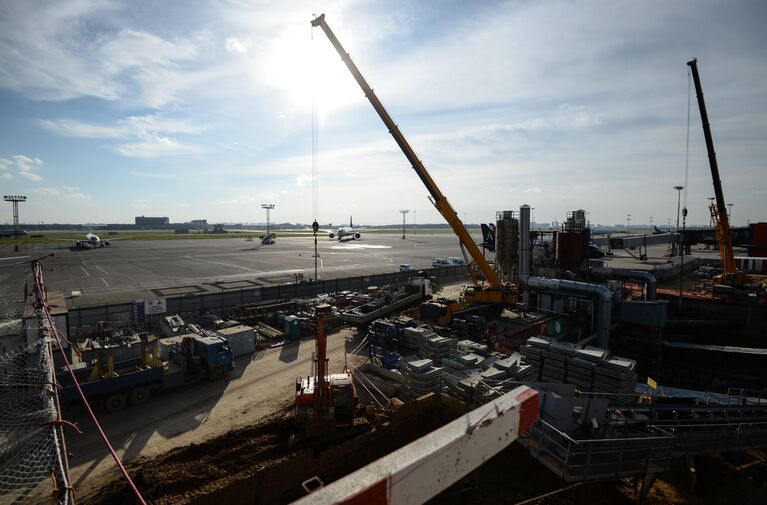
[687,58,765,291]
[311,14,517,306]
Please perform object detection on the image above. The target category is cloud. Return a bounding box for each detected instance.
[0,154,44,181]
[295,174,313,187]
[30,185,90,199]
[33,186,60,196]
[177,202,190,207]
[224,36,249,54]
[62,185,90,199]
[524,187,542,194]
[0,2,213,107]
[217,194,256,206]
[41,113,208,158]
[117,136,201,157]
[130,170,176,180]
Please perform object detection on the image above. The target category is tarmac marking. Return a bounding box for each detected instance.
[100,278,109,287]
[94,265,110,276]
[80,266,90,277]
[0,256,29,261]
[330,244,391,250]
[184,254,261,272]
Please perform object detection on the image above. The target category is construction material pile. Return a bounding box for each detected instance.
[520,336,637,399]
[443,352,536,402]
[400,357,444,400]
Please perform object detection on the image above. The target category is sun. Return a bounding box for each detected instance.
[263,24,361,114]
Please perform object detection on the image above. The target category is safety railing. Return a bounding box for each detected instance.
[520,419,674,482]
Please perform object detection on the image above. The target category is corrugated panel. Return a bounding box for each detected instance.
[619,301,668,328]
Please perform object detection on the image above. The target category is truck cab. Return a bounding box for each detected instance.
[170,335,234,381]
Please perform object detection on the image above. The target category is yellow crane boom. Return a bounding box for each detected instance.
[311,14,514,303]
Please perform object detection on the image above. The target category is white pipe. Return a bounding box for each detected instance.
[523,276,612,348]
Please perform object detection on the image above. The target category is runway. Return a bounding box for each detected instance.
[0,233,485,308]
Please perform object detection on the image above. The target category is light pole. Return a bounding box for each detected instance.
[3,195,27,252]
[650,216,654,228]
[261,203,274,237]
[707,197,715,227]
[413,210,416,235]
[727,203,733,225]
[626,214,631,234]
[399,210,409,239]
[674,186,683,231]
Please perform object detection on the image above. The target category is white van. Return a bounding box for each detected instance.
[447,257,466,266]
[432,258,451,267]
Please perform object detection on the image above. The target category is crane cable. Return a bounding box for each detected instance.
[311,24,319,223]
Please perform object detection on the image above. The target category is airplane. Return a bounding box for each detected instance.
[75,228,111,248]
[329,217,361,241]
[0,229,29,238]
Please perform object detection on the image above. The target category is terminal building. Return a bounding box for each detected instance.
[135,216,170,228]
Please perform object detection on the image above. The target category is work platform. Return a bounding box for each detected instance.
[519,390,767,482]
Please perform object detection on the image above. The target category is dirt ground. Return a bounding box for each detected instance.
[77,408,298,505]
[63,326,366,500]
[74,403,767,505]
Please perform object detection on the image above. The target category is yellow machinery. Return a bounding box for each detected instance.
[312,14,516,305]
[688,58,763,289]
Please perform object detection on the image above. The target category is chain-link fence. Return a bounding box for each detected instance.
[0,271,71,504]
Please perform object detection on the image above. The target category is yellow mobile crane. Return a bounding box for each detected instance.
[687,58,758,288]
[311,14,516,305]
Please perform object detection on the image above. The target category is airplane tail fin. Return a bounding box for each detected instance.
[350,216,353,228]
[481,223,496,252]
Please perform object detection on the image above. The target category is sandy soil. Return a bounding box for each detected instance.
[64,327,366,499]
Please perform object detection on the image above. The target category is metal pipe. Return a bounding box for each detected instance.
[519,205,531,283]
[523,277,612,348]
[590,267,657,301]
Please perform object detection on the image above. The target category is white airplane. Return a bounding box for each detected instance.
[329,217,361,241]
[75,228,111,248]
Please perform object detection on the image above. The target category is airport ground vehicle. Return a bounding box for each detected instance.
[312,14,516,305]
[399,263,415,272]
[58,335,235,412]
[432,258,451,267]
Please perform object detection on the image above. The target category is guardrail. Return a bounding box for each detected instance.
[520,419,674,482]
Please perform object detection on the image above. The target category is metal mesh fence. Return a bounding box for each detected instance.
[0,272,71,504]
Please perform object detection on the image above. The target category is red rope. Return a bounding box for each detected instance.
[33,260,148,505]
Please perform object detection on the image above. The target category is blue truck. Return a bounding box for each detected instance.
[58,335,235,413]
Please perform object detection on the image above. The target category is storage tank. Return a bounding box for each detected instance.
[556,229,590,271]
[750,222,767,257]
[495,210,519,280]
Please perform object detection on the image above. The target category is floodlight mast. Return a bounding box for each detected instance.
[311,14,511,302]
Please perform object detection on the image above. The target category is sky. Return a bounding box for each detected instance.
[0,0,765,227]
